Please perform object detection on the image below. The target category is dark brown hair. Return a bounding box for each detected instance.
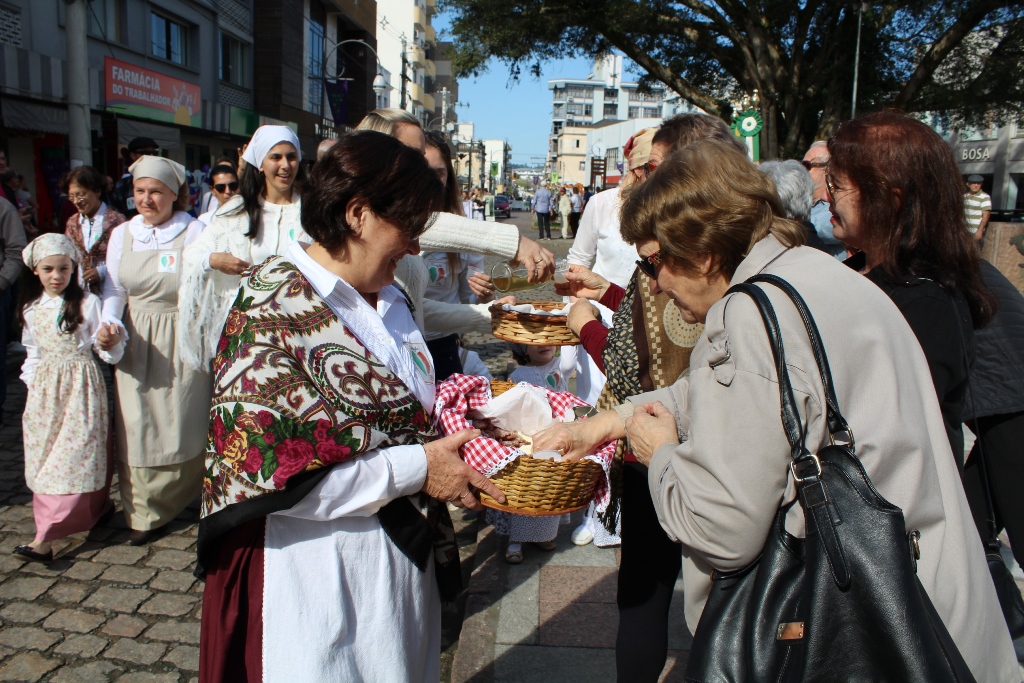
[19,261,86,335]
[621,140,804,280]
[65,166,106,195]
[424,131,463,216]
[301,130,443,252]
[230,150,308,239]
[651,113,747,156]
[828,110,995,327]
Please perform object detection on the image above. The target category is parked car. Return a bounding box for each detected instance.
[493,194,511,218]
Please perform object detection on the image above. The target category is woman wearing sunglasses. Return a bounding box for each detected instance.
[556,114,749,682]
[540,138,1017,682]
[196,165,239,226]
[178,125,309,370]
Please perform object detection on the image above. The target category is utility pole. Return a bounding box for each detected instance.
[440,86,449,132]
[400,36,408,111]
[851,3,866,119]
[66,0,92,167]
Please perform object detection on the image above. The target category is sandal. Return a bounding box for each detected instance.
[535,540,557,552]
[505,543,523,564]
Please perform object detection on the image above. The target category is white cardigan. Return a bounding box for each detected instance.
[177,195,307,369]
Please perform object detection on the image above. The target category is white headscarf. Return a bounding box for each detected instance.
[242,125,303,169]
[23,233,80,269]
[129,156,186,193]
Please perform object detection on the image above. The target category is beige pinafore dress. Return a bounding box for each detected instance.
[114,225,211,530]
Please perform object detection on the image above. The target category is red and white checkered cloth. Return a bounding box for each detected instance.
[433,373,616,511]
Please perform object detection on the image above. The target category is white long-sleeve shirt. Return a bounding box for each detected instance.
[21,292,125,386]
[263,241,439,681]
[100,212,205,326]
[567,187,638,288]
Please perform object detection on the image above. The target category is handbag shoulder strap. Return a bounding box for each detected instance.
[726,282,807,461]
[727,279,854,588]
[747,273,854,447]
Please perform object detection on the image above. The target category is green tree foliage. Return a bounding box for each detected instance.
[439,0,1024,158]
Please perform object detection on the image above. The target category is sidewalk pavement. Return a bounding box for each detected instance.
[450,512,690,683]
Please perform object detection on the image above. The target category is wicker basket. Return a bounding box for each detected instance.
[479,456,603,516]
[489,301,580,346]
[489,379,516,397]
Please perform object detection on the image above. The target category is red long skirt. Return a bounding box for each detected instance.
[199,517,266,683]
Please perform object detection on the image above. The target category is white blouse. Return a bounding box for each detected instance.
[263,242,439,681]
[509,347,578,393]
[567,187,638,288]
[21,292,126,386]
[100,212,205,325]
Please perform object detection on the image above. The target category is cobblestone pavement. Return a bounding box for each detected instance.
[0,211,563,683]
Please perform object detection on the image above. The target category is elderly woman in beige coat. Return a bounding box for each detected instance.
[535,140,1018,681]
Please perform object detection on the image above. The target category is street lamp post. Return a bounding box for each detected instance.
[321,39,388,129]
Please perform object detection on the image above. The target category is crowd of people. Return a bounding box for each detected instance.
[1,106,1022,682]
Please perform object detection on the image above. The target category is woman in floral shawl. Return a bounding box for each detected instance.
[197,131,504,683]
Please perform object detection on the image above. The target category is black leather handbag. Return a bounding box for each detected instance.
[683,274,976,683]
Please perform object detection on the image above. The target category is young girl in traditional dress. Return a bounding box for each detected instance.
[14,234,125,562]
[490,343,578,563]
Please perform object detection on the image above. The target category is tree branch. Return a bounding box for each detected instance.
[893,0,1008,108]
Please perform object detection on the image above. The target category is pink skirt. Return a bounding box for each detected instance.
[33,491,111,542]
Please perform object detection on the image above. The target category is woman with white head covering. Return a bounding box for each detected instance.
[177,125,309,369]
[101,155,210,545]
[14,233,125,562]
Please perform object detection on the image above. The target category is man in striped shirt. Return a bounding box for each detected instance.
[964,174,991,243]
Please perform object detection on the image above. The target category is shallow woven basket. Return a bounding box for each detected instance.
[479,456,603,516]
[489,379,516,397]
[489,301,580,346]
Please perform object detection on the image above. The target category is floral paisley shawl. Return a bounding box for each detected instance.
[195,256,461,601]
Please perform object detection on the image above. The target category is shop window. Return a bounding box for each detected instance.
[1010,174,1024,211]
[151,12,189,65]
[219,33,249,88]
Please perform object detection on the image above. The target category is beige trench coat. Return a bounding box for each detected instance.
[625,235,1019,682]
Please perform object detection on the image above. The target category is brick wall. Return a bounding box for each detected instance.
[0,5,22,48]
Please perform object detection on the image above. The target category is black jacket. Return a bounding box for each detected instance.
[848,253,975,469]
[963,261,1024,421]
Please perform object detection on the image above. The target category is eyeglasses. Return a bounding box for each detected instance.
[801,160,827,171]
[824,171,844,197]
[214,181,239,193]
[636,251,662,279]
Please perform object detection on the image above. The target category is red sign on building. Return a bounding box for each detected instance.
[104,57,201,127]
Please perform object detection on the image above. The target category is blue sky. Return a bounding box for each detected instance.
[433,13,595,165]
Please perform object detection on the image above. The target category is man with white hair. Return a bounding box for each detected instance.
[802,141,847,259]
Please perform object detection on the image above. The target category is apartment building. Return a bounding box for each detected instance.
[376,0,436,125]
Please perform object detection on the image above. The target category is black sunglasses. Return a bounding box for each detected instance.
[636,251,662,279]
[214,181,239,192]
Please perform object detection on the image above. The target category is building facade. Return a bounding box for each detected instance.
[482,138,510,193]
[376,0,436,126]
[941,122,1024,219]
[546,54,697,186]
[0,0,380,228]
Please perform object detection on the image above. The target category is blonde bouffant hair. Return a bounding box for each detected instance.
[620,139,805,279]
[355,108,421,137]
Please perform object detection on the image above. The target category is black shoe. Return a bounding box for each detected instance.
[13,545,53,563]
[126,527,165,546]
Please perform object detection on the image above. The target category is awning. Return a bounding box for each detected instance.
[117,118,180,149]
[0,99,100,135]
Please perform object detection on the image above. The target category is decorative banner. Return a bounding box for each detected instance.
[490,161,499,177]
[551,171,559,183]
[104,57,200,126]
[736,109,763,137]
[324,80,349,128]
